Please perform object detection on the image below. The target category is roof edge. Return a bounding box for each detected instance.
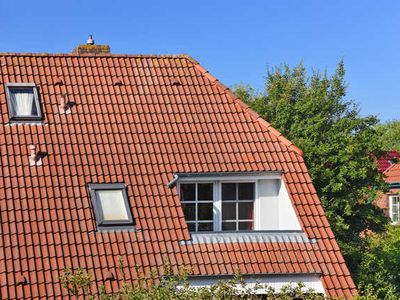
[383,163,397,174]
[186,55,304,157]
[0,52,191,58]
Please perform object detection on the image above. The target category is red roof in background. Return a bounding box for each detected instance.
[0,53,356,299]
[384,163,400,183]
[378,150,400,173]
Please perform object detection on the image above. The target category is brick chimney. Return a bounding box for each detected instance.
[72,35,110,54]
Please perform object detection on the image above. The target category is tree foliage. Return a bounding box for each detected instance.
[376,120,400,152]
[357,226,400,299]
[233,61,389,285]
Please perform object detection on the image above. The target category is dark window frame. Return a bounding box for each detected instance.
[88,183,135,230]
[221,182,255,231]
[5,82,43,122]
[180,183,214,232]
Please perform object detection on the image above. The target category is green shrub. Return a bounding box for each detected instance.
[60,259,326,299]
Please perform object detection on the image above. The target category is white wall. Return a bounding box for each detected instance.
[177,274,325,295]
[256,179,301,231]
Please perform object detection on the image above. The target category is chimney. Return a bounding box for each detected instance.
[72,35,110,54]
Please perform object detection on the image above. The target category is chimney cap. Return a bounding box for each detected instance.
[86,35,95,45]
[72,36,110,54]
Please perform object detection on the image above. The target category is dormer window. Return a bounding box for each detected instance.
[175,172,302,233]
[88,183,135,230]
[5,83,42,122]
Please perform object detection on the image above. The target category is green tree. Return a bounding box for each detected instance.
[357,226,400,299]
[234,61,389,282]
[376,120,400,152]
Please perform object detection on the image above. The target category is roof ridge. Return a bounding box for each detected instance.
[0,52,191,58]
[186,56,304,157]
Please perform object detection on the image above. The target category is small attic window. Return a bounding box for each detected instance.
[5,83,42,122]
[89,183,135,230]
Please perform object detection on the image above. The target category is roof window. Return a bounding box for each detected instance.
[89,183,135,230]
[5,83,42,122]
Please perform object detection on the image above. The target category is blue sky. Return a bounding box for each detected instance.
[1,0,399,122]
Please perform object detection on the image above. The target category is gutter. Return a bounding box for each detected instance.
[166,171,283,188]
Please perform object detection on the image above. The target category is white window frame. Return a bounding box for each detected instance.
[178,174,281,232]
[389,195,400,224]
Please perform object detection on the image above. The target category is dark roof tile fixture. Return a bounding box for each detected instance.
[0,52,356,299]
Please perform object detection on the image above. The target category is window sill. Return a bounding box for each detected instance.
[94,226,137,232]
[182,230,314,244]
[7,121,46,126]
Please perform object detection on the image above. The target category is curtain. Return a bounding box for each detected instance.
[10,90,35,116]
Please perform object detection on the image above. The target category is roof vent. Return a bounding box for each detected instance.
[72,35,110,54]
[16,275,28,286]
[54,78,64,86]
[59,95,75,114]
[29,145,47,166]
[171,79,181,86]
[104,270,115,281]
[113,79,124,86]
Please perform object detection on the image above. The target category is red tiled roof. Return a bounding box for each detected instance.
[0,53,356,299]
[384,163,400,183]
[378,150,400,173]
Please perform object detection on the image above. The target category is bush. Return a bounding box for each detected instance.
[60,259,326,299]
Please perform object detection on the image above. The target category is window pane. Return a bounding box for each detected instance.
[198,222,213,232]
[10,88,38,116]
[222,222,236,231]
[222,202,236,220]
[198,203,213,220]
[198,183,213,201]
[222,183,236,200]
[182,203,196,221]
[393,214,398,222]
[238,202,254,220]
[239,221,253,230]
[393,196,399,205]
[97,190,129,221]
[238,183,254,200]
[180,184,195,201]
[187,222,196,232]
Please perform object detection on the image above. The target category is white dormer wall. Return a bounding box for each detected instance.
[255,179,301,231]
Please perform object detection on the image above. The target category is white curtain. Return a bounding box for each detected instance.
[11,90,35,116]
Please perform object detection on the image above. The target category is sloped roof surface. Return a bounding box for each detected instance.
[0,53,356,299]
[378,150,400,173]
[384,163,400,183]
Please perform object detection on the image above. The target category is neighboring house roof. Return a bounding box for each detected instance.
[0,52,356,299]
[378,150,400,173]
[384,163,400,184]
